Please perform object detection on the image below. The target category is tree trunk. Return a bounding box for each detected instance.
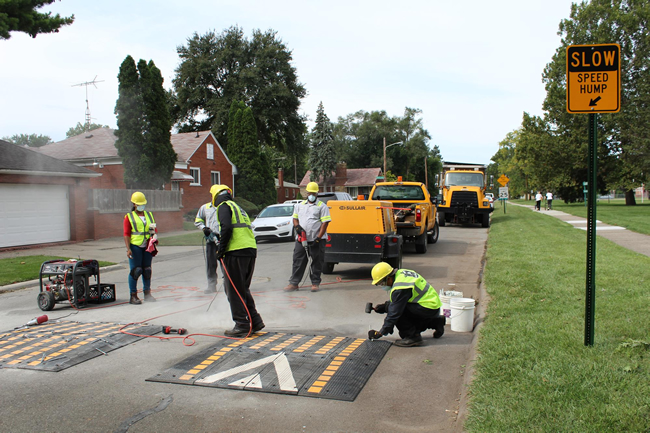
[625,189,637,206]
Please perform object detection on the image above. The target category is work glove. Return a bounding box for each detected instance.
[368,330,382,340]
[216,244,226,260]
[374,301,390,314]
[203,227,212,237]
[295,225,304,235]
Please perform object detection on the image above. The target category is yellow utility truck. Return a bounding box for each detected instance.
[368,179,439,254]
[437,163,493,227]
[323,200,403,274]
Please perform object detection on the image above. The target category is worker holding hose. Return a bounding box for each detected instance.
[195,185,221,294]
[211,185,265,337]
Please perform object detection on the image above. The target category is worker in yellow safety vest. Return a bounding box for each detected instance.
[368,262,446,347]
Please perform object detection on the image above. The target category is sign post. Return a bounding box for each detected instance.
[497,175,509,214]
[567,43,620,346]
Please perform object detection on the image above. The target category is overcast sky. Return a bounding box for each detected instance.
[0,0,576,164]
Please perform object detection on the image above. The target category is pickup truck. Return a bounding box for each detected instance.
[368,179,439,254]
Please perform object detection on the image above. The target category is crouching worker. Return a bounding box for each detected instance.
[368,262,445,347]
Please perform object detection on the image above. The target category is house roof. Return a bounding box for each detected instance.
[299,168,382,188]
[0,140,100,177]
[35,129,235,171]
[274,178,300,189]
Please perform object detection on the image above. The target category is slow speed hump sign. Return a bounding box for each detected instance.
[566,44,620,113]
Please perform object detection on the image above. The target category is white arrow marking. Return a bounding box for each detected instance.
[196,352,297,392]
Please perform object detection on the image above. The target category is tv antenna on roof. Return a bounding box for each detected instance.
[72,76,104,133]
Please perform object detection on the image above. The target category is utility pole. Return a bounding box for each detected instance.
[72,76,104,133]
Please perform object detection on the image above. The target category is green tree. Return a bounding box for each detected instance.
[172,26,307,154]
[2,133,51,147]
[308,102,337,184]
[114,55,176,190]
[0,0,74,39]
[66,122,108,138]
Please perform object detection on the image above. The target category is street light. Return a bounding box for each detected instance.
[383,138,404,178]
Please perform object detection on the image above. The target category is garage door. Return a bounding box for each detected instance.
[0,184,70,248]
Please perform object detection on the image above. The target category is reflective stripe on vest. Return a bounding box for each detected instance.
[216,201,256,252]
[389,269,441,310]
[126,211,155,247]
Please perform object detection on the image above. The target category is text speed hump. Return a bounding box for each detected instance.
[566,44,620,113]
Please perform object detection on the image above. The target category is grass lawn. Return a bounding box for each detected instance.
[466,205,650,432]
[0,256,115,286]
[157,231,205,246]
[512,198,650,235]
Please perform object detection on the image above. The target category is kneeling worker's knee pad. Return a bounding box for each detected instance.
[143,267,152,280]
[130,267,143,280]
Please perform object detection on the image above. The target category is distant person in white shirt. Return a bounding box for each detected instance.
[546,191,553,210]
[535,191,543,211]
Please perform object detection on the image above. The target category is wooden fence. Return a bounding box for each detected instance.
[88,189,181,213]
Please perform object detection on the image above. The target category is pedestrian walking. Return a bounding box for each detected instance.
[124,191,157,304]
[535,191,543,211]
[546,191,553,210]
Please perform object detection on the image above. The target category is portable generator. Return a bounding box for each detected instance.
[37,259,116,311]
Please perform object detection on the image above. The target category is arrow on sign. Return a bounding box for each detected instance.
[195,352,298,392]
[589,96,602,106]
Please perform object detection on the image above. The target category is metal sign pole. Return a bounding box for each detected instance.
[585,113,598,346]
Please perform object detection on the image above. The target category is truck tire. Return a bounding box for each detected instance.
[482,213,490,228]
[323,262,335,274]
[415,231,428,254]
[428,221,439,244]
[387,246,402,269]
[438,212,446,227]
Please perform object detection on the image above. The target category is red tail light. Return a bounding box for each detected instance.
[374,235,381,243]
[416,209,422,222]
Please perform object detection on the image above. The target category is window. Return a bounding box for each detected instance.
[285,189,288,198]
[292,189,296,198]
[211,171,220,185]
[190,168,200,185]
[171,181,179,191]
[207,144,214,160]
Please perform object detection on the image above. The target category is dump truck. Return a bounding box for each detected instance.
[323,200,403,274]
[368,179,439,254]
[437,163,493,227]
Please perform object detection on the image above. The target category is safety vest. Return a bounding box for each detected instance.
[389,269,441,310]
[126,211,155,247]
[216,201,256,252]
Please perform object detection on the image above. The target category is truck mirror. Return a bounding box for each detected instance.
[437,194,443,203]
[490,175,494,188]
[434,174,439,187]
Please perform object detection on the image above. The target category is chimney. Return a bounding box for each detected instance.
[335,162,347,188]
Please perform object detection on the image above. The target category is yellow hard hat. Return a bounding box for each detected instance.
[306,182,319,193]
[371,262,394,285]
[131,191,147,205]
[210,184,232,201]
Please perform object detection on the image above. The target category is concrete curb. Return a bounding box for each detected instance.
[0,264,125,294]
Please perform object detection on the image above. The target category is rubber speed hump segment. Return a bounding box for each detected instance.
[147,332,391,401]
[0,320,159,372]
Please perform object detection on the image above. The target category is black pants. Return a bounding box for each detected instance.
[396,304,445,339]
[221,255,263,328]
[289,240,325,285]
[205,241,218,291]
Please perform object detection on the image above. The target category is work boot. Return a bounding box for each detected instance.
[283,284,299,292]
[129,293,142,305]
[253,322,265,333]
[224,325,251,338]
[143,291,156,302]
[310,284,319,292]
[433,317,445,339]
[394,335,423,347]
[204,287,216,294]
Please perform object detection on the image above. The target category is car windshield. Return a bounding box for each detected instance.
[257,205,294,218]
[445,172,484,187]
[371,185,425,200]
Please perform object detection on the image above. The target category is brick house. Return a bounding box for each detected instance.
[36,128,236,212]
[299,163,382,199]
[276,168,301,203]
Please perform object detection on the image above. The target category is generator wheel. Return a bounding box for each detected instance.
[323,262,335,274]
[438,212,446,227]
[74,275,88,302]
[428,221,439,244]
[38,291,55,311]
[415,231,428,254]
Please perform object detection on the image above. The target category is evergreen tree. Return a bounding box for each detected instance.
[114,55,176,189]
[66,122,108,138]
[0,0,74,39]
[308,102,337,183]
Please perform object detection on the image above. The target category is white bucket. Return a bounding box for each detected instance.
[450,297,476,332]
[440,290,463,325]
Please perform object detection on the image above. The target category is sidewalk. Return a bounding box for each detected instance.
[510,202,650,258]
[0,230,201,293]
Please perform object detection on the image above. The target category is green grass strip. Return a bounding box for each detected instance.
[0,256,115,286]
[466,204,650,432]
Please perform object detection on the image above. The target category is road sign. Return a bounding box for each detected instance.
[498,187,509,199]
[566,44,620,113]
[497,174,510,186]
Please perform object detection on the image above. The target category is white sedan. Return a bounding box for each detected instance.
[250,204,296,241]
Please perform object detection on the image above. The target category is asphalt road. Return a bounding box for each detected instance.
[0,226,487,433]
